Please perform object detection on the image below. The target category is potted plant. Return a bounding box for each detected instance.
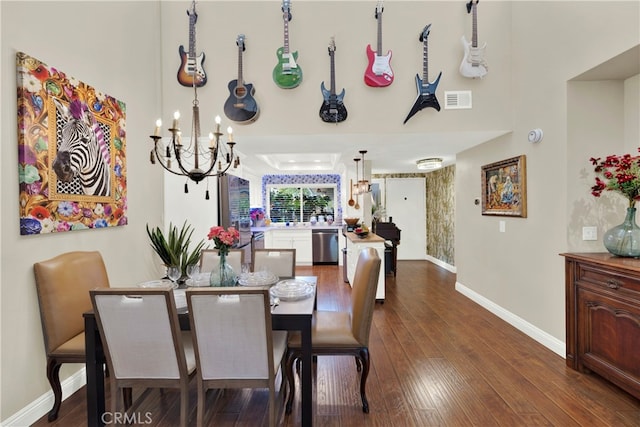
[146,220,206,280]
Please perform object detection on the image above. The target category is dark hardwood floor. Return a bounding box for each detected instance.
[33,261,640,426]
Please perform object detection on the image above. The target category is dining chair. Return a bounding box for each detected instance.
[90,288,196,427]
[33,250,110,421]
[252,248,296,278]
[186,287,288,427]
[285,247,381,414]
[199,248,245,274]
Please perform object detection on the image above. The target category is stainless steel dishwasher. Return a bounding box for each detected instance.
[312,229,339,265]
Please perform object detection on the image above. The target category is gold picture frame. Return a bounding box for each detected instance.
[481,155,527,217]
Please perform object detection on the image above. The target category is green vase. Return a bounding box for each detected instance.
[209,251,237,287]
[603,207,640,258]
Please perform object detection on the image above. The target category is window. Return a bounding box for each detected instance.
[267,185,336,223]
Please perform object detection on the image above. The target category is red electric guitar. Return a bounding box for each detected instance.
[177,1,207,87]
[364,1,393,87]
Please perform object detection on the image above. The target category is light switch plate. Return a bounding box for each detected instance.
[582,226,598,241]
[499,221,506,233]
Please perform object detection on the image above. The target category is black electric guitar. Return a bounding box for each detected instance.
[224,34,260,124]
[319,38,347,123]
[177,1,207,87]
[403,24,442,124]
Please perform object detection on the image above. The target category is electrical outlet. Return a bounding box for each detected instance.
[582,226,598,241]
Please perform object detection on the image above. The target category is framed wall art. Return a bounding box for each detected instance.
[481,155,527,217]
[17,52,127,235]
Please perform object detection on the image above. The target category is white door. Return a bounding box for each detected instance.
[384,178,426,260]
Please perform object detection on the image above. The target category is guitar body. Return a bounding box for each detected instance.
[273,47,303,89]
[319,82,347,123]
[177,45,207,87]
[224,80,259,124]
[460,36,488,79]
[364,44,394,87]
[403,72,441,124]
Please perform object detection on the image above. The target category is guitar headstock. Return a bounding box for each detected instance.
[236,34,246,52]
[187,0,198,22]
[419,24,431,42]
[375,1,384,18]
[282,0,292,21]
[466,0,478,14]
[328,37,336,55]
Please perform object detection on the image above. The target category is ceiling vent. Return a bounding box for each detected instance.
[444,91,472,109]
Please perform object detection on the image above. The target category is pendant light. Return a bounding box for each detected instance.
[353,157,361,196]
[357,150,371,193]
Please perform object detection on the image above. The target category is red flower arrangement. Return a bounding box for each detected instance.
[207,226,240,256]
[590,149,640,208]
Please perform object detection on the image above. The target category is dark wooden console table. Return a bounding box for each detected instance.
[562,253,640,399]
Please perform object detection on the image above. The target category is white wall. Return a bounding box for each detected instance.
[1,1,165,422]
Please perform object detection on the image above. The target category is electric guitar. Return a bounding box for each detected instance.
[177,1,207,87]
[319,38,347,124]
[403,24,442,124]
[364,1,393,87]
[224,35,260,124]
[273,0,303,89]
[460,0,488,79]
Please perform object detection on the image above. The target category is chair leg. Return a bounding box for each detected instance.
[196,383,205,427]
[284,350,298,414]
[46,358,63,421]
[358,348,371,413]
[180,384,189,427]
[123,388,132,410]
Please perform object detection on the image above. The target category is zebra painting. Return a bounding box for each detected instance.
[52,98,111,197]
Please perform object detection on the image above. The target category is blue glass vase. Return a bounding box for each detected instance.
[603,207,640,258]
[209,251,237,286]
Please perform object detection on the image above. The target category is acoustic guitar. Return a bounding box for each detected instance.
[319,38,347,124]
[273,0,303,89]
[177,1,207,87]
[403,24,442,124]
[460,0,488,79]
[224,34,260,124]
[364,1,393,87]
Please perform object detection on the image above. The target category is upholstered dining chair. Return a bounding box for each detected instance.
[33,250,110,421]
[199,248,245,274]
[186,287,288,427]
[252,249,296,278]
[285,247,381,414]
[90,288,196,427]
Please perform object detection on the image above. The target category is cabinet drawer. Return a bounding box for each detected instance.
[577,262,640,295]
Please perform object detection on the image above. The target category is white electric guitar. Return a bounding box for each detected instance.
[459,0,488,79]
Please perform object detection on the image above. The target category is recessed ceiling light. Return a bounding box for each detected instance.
[416,158,443,170]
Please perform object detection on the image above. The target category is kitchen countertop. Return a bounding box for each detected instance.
[345,231,385,243]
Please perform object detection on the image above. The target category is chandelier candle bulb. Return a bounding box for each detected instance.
[154,119,162,136]
[209,132,215,149]
[215,115,221,133]
[172,111,180,129]
[227,126,233,142]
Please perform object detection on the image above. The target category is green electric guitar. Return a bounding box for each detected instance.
[272,0,302,89]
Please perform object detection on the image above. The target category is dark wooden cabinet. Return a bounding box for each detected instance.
[562,253,640,399]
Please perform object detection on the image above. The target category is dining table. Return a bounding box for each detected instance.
[83,276,316,427]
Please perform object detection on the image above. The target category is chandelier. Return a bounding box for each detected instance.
[149,83,239,199]
[416,157,442,170]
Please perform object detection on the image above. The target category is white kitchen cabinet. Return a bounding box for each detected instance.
[345,232,386,301]
[265,229,313,265]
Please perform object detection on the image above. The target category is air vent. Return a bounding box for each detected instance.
[444,91,472,109]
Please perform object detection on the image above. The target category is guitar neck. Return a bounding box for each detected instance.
[283,14,290,54]
[376,11,383,55]
[330,52,336,96]
[422,37,429,84]
[472,3,478,48]
[188,16,196,56]
[237,44,244,84]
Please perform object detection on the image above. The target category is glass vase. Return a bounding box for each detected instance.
[209,251,237,287]
[603,207,640,258]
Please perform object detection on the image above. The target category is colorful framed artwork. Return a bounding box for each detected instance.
[481,155,527,217]
[17,52,127,235]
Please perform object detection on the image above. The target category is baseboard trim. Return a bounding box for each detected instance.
[3,367,86,426]
[455,281,566,358]
[426,255,457,273]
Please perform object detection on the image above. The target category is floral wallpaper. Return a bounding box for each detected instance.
[373,165,455,266]
[261,174,343,219]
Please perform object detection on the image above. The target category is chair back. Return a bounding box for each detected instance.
[350,248,381,347]
[186,287,276,380]
[90,288,190,380]
[34,251,110,354]
[252,249,296,278]
[200,249,244,274]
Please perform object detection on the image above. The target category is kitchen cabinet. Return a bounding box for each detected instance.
[265,229,313,265]
[345,232,386,301]
[562,252,640,400]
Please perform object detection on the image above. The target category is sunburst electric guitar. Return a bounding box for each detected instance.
[364,1,393,87]
[460,0,488,79]
[224,35,260,124]
[177,1,207,87]
[403,24,442,124]
[319,38,347,124]
[273,0,302,89]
